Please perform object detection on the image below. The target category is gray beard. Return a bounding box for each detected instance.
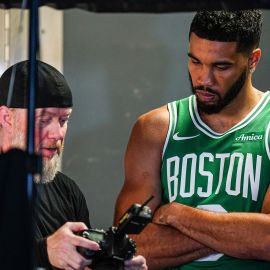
[34,153,61,184]
[11,131,61,184]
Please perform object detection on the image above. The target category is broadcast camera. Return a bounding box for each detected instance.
[77,196,153,270]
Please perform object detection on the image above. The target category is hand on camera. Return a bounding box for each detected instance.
[124,255,148,270]
[47,222,100,270]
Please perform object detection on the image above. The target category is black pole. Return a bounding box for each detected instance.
[27,0,39,156]
[27,0,40,268]
[28,0,41,193]
[0,2,41,269]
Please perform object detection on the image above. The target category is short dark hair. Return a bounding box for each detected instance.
[189,10,263,54]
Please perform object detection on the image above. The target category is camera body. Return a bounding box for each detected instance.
[77,227,136,269]
[77,199,153,270]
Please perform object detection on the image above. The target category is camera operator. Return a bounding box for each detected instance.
[0,60,147,270]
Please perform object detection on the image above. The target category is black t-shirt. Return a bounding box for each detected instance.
[34,172,90,269]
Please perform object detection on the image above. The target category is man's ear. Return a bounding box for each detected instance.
[0,106,12,129]
[248,48,261,73]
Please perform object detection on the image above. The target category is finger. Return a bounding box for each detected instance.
[82,259,93,268]
[124,255,146,266]
[70,234,100,250]
[66,266,75,270]
[152,216,160,224]
[124,265,147,270]
[79,256,93,268]
[125,256,148,270]
[152,212,165,224]
[64,250,90,270]
[65,222,89,232]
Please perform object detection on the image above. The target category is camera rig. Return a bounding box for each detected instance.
[77,196,153,270]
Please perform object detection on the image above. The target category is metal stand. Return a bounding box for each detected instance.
[0,1,41,269]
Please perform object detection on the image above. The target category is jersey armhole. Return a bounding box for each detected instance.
[162,101,177,159]
[265,121,270,161]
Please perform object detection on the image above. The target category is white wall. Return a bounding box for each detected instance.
[0,7,63,75]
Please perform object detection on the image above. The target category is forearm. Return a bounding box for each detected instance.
[157,203,270,260]
[131,223,214,269]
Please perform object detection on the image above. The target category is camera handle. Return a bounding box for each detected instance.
[116,195,154,236]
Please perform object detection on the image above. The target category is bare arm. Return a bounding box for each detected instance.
[114,106,214,270]
[153,186,270,261]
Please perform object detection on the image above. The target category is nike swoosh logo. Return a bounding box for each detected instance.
[172,133,200,141]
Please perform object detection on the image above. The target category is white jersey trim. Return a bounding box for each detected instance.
[162,102,176,159]
[190,91,270,139]
[172,101,177,134]
[265,121,270,161]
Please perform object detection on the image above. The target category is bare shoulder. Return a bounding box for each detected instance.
[138,104,169,126]
[131,105,169,145]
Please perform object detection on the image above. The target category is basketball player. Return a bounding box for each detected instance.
[114,10,270,270]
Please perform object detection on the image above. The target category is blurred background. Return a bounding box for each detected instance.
[1,7,270,228]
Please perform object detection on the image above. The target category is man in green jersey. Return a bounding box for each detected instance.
[114,10,270,270]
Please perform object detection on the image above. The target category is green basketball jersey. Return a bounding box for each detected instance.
[161,91,270,270]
